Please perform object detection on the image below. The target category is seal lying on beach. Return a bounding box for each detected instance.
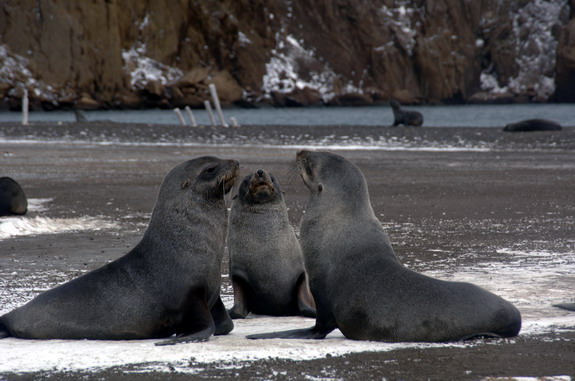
[0,157,238,345]
[227,169,315,318]
[248,150,521,342]
[503,119,562,132]
[390,100,423,127]
[0,177,28,217]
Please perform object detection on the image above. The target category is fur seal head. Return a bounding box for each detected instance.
[296,150,369,203]
[237,169,282,204]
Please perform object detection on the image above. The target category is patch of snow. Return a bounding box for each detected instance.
[0,216,119,240]
[26,198,53,213]
[379,2,421,56]
[238,31,252,46]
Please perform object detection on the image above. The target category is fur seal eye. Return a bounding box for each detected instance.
[205,166,217,174]
[317,183,323,193]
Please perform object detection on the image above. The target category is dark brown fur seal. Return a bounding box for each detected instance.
[390,100,423,127]
[0,157,239,345]
[503,119,562,132]
[0,177,27,216]
[249,150,521,342]
[228,169,315,318]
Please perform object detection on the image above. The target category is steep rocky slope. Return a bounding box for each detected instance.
[0,0,573,109]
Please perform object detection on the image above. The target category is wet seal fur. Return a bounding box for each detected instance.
[390,100,423,127]
[0,157,239,345]
[228,169,315,318]
[503,119,562,132]
[248,150,521,342]
[0,177,28,216]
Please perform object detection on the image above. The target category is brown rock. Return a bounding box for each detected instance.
[391,89,419,105]
[146,80,164,97]
[209,70,243,104]
[174,68,210,88]
[75,94,100,110]
[330,93,373,107]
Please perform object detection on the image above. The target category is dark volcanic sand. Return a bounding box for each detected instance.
[0,122,574,380]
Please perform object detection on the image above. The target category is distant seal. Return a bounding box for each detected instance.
[249,150,521,342]
[0,157,239,345]
[390,99,423,127]
[0,177,27,216]
[503,119,562,132]
[553,303,575,311]
[227,169,315,318]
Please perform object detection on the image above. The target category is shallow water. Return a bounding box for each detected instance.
[1,103,575,127]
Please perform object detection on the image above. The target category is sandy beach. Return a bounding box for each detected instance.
[0,122,574,380]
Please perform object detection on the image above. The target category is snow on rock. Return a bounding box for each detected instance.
[122,43,183,91]
[261,34,363,103]
[480,0,568,101]
[0,44,56,104]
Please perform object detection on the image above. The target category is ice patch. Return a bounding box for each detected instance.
[0,216,119,240]
[26,198,53,212]
[0,316,470,375]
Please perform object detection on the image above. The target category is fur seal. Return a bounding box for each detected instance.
[503,119,562,132]
[248,150,521,342]
[553,303,575,311]
[227,169,315,319]
[390,100,423,127]
[0,157,239,345]
[0,177,28,216]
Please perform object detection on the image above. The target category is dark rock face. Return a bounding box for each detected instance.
[0,0,573,109]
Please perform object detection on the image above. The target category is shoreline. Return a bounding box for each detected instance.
[1,122,574,379]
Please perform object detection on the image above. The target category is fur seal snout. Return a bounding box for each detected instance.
[0,156,239,345]
[0,177,28,216]
[249,150,521,342]
[228,169,315,318]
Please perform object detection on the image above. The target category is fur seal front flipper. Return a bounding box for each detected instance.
[228,169,315,319]
[249,150,521,342]
[553,303,575,311]
[0,157,239,345]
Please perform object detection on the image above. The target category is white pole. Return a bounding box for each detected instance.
[204,100,216,127]
[230,117,239,127]
[209,83,228,127]
[22,89,29,126]
[173,108,187,126]
[184,106,198,127]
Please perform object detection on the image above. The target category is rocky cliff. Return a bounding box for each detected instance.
[0,0,573,110]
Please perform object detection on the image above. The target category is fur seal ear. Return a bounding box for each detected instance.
[318,183,323,193]
[181,179,191,189]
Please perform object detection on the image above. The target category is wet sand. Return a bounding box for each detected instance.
[0,122,574,380]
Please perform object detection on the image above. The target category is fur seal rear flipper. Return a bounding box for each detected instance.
[0,157,239,345]
[248,151,521,342]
